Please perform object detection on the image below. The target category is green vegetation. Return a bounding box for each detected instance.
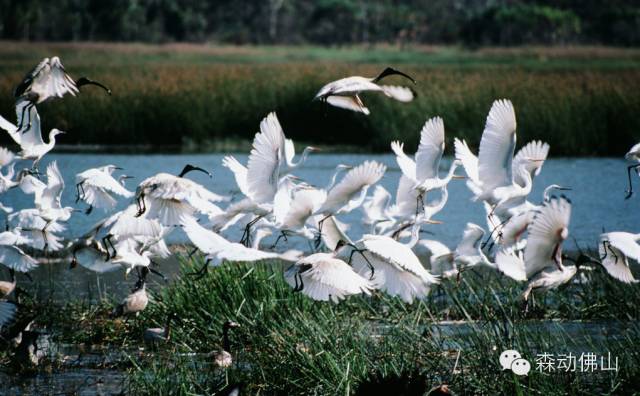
[15,255,639,395]
[1,1,639,46]
[0,43,638,156]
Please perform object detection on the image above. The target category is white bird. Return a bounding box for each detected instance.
[523,196,572,279]
[412,239,458,279]
[135,164,226,226]
[625,142,640,199]
[453,223,495,273]
[0,102,65,170]
[284,252,373,303]
[0,147,16,168]
[75,165,134,213]
[13,56,110,131]
[599,232,640,283]
[35,161,76,227]
[361,185,393,233]
[325,217,440,303]
[384,179,449,237]
[494,247,527,281]
[181,218,282,276]
[391,117,462,212]
[245,112,318,205]
[0,229,38,273]
[113,271,149,317]
[9,209,65,251]
[455,101,548,223]
[314,67,416,114]
[314,160,386,239]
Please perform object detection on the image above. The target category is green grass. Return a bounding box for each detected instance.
[25,255,636,395]
[0,42,638,155]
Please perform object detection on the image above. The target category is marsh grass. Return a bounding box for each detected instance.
[98,256,640,395]
[0,43,638,155]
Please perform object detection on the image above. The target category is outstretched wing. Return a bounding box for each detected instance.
[326,95,370,115]
[320,161,386,214]
[39,161,65,209]
[478,99,517,191]
[524,197,571,277]
[454,223,485,257]
[222,155,250,197]
[246,112,286,204]
[415,117,445,182]
[380,85,415,102]
[390,141,416,181]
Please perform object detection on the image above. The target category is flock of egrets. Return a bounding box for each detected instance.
[0,57,639,356]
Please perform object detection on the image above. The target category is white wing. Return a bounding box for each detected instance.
[599,238,637,284]
[380,85,415,102]
[454,138,479,183]
[75,247,121,273]
[38,161,65,209]
[524,197,571,277]
[281,187,326,230]
[0,147,16,167]
[605,232,640,262]
[513,140,550,186]
[415,117,444,182]
[390,141,416,181]
[246,112,285,203]
[83,171,133,197]
[319,161,386,214]
[454,223,485,257]
[495,247,527,281]
[0,245,38,272]
[43,57,79,98]
[0,301,16,329]
[325,95,370,115]
[478,99,517,191]
[319,215,353,251]
[285,254,372,303]
[222,155,250,197]
[18,104,45,149]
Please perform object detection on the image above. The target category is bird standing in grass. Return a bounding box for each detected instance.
[314,67,416,114]
[113,268,149,318]
[212,320,241,369]
[144,312,180,345]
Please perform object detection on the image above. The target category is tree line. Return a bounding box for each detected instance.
[1,0,638,46]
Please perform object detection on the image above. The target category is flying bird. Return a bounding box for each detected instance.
[14,56,111,131]
[314,67,416,114]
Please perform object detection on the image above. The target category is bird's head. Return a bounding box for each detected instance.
[178,164,212,178]
[50,129,65,138]
[223,320,241,330]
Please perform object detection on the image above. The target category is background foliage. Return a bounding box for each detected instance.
[1,0,639,46]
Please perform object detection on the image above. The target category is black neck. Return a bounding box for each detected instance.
[223,326,231,352]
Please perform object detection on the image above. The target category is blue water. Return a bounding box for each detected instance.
[1,153,638,250]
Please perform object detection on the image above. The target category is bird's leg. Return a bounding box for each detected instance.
[188,259,211,280]
[314,215,330,250]
[101,235,112,261]
[75,182,83,203]
[16,102,34,133]
[269,231,287,250]
[135,194,146,217]
[625,164,640,199]
[240,215,263,247]
[41,220,51,252]
[85,205,93,215]
[346,244,375,280]
[187,247,199,259]
[148,263,168,283]
[293,272,304,292]
[600,241,609,261]
[108,235,118,259]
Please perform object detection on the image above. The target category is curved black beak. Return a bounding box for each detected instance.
[178,164,212,178]
[373,67,416,85]
[76,77,112,95]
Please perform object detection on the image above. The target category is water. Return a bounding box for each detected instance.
[1,153,637,249]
